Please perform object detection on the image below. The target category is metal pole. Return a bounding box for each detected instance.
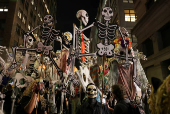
[101,54,105,114]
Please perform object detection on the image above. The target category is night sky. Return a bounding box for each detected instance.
[54,0,100,67]
[55,0,100,38]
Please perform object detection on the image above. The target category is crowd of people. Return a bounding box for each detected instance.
[1,74,170,114]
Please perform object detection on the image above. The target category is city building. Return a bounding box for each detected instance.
[0,0,57,51]
[111,0,137,47]
[132,0,170,83]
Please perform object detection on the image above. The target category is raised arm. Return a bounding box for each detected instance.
[24,83,41,114]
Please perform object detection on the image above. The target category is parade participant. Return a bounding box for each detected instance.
[108,84,130,114]
[16,79,47,114]
[3,84,13,114]
[76,83,110,114]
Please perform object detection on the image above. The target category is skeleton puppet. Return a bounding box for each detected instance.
[79,7,127,57]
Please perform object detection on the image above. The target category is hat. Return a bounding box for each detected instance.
[151,77,162,93]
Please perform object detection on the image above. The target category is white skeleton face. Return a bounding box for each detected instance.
[31,72,36,78]
[76,10,89,26]
[15,73,33,88]
[86,84,97,98]
[26,35,34,47]
[44,57,49,63]
[64,32,72,41]
[102,7,113,21]
[44,15,54,26]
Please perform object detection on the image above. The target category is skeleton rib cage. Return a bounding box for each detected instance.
[41,26,60,45]
[97,21,118,40]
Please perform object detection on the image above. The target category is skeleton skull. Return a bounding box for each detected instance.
[76,10,89,26]
[64,32,72,44]
[102,7,113,21]
[14,73,34,88]
[44,15,54,26]
[26,35,34,47]
[86,83,97,98]
[44,57,50,64]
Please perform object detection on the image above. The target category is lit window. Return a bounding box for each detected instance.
[45,4,47,9]
[123,0,133,3]
[4,9,8,12]
[28,24,30,30]
[47,9,49,14]
[31,0,34,5]
[38,13,40,17]
[124,10,137,22]
[0,9,3,12]
[35,7,36,10]
[18,10,22,19]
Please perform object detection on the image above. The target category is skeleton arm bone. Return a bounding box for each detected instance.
[79,22,95,33]
[27,25,42,35]
[118,26,126,46]
[79,52,97,57]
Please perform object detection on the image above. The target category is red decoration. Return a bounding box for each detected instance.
[81,32,85,63]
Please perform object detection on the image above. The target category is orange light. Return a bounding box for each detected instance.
[38,64,46,70]
[74,67,78,72]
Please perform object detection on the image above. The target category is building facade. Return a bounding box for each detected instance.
[0,0,57,51]
[111,0,137,47]
[132,0,170,83]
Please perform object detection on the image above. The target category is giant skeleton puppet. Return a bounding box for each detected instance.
[66,10,105,102]
[72,7,138,99]
[9,14,65,84]
[8,15,69,113]
[78,7,131,66]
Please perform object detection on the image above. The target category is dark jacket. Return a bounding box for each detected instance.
[76,100,110,114]
[113,99,130,114]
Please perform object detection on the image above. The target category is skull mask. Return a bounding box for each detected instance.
[86,83,97,98]
[44,15,54,26]
[76,10,89,26]
[102,7,113,21]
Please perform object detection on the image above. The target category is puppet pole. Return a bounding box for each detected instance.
[101,54,105,114]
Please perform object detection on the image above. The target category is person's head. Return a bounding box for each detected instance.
[112,84,126,101]
[86,83,97,98]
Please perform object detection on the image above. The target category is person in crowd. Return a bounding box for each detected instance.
[16,79,47,114]
[76,83,110,114]
[107,84,130,114]
[3,84,13,114]
[106,91,114,111]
